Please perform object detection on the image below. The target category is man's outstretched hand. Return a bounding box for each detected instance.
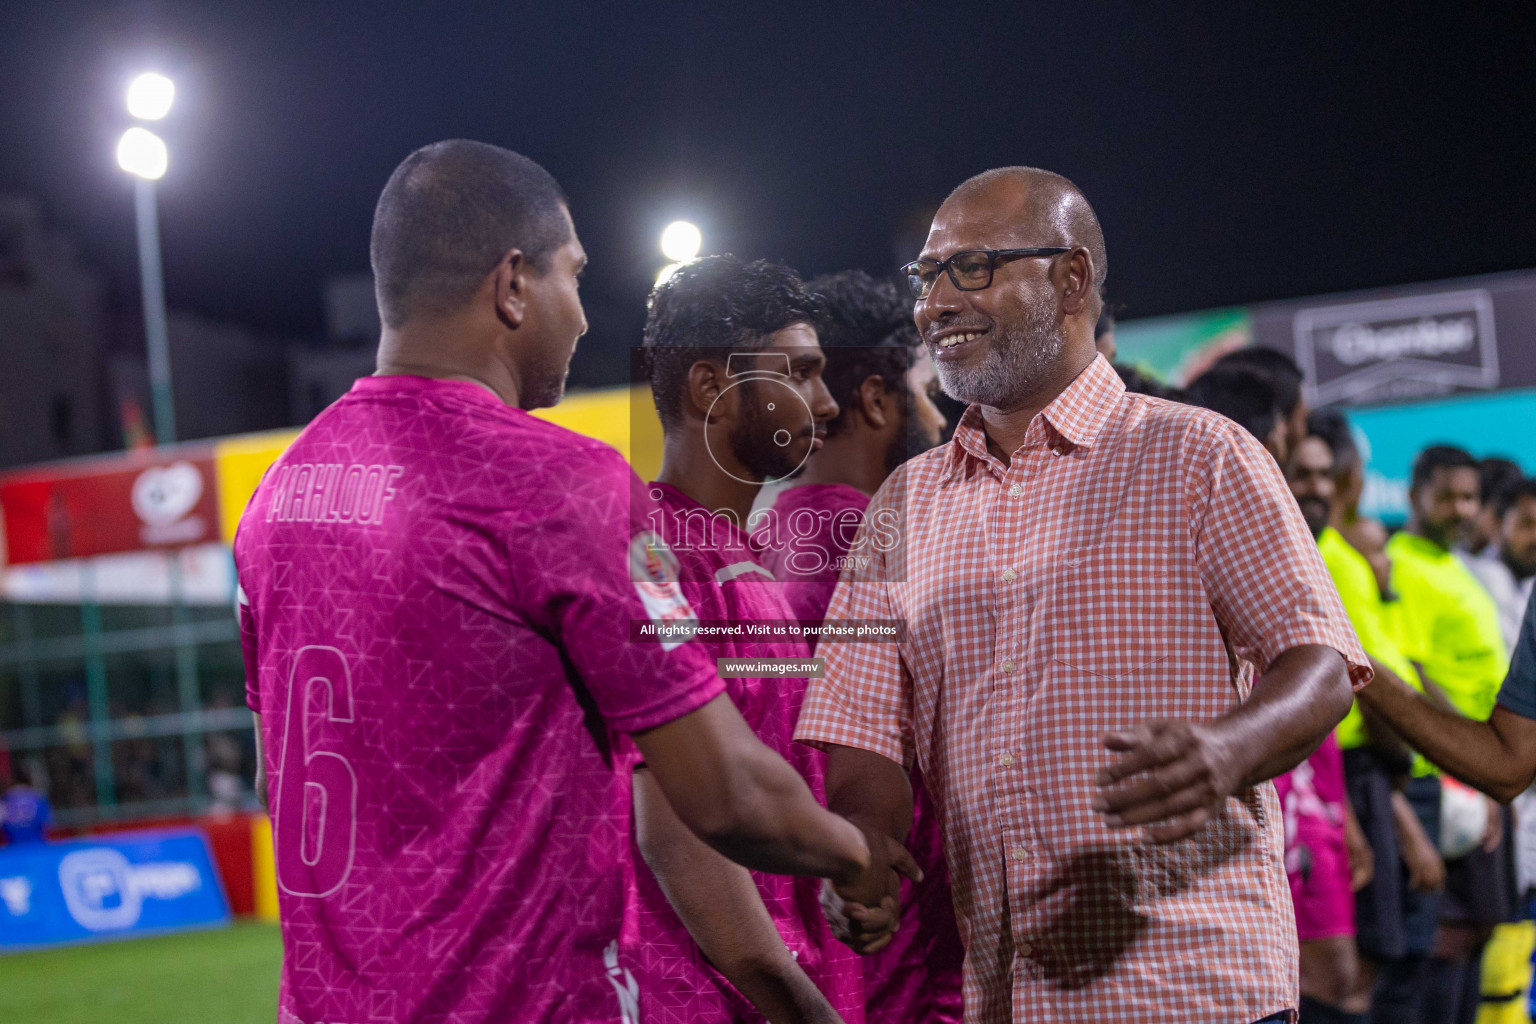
[1093,719,1247,843]
[821,827,923,954]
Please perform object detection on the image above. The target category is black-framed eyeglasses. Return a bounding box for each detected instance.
[901,247,1070,300]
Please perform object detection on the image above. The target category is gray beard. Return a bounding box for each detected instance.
[932,299,1067,409]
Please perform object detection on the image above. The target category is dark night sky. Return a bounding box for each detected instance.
[1,2,1533,388]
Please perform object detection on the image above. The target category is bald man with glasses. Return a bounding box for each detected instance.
[796,166,1370,1024]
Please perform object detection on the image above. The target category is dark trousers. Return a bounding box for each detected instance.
[1369,772,1444,1024]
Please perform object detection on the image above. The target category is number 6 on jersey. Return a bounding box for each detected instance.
[273,645,358,898]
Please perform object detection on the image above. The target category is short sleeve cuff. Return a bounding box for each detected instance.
[604,666,726,736]
[1496,693,1536,722]
[1497,600,1536,721]
[794,682,910,767]
[1257,623,1373,691]
[1496,665,1536,721]
[793,722,909,767]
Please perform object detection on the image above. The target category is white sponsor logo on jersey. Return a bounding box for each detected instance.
[629,532,697,650]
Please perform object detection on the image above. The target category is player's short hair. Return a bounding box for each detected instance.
[1307,407,1360,474]
[642,255,825,427]
[1210,347,1304,417]
[1185,368,1284,446]
[1409,444,1479,495]
[1496,476,1536,519]
[370,140,571,329]
[1480,457,1523,511]
[804,271,918,440]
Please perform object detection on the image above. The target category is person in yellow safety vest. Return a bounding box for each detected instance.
[1297,420,1446,1023]
[1355,445,1513,1024]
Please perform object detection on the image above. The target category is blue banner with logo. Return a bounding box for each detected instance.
[0,828,230,952]
[1348,387,1536,525]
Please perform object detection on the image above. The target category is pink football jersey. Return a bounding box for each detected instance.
[624,482,864,1023]
[237,375,722,1024]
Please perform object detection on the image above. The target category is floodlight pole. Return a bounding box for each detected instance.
[134,176,176,444]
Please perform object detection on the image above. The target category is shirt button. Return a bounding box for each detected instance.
[1007,484,1022,498]
[1000,660,1016,674]
[998,752,1015,767]
[1011,846,1028,861]
[1019,940,1034,956]
[1051,448,1063,457]
[1000,568,1017,583]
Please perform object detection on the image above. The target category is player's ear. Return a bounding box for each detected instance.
[495,248,528,328]
[859,374,891,430]
[687,359,731,422]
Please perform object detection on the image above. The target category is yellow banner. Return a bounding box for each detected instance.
[210,385,661,543]
[213,430,302,544]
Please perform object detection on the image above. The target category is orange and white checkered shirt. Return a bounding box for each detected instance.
[796,354,1369,1024]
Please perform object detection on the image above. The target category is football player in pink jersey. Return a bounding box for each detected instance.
[627,255,919,1024]
[754,270,963,1024]
[240,141,887,1024]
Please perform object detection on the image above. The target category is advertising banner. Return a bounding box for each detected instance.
[1116,268,1536,522]
[1290,289,1498,406]
[1109,307,1253,386]
[1349,388,1536,524]
[1249,268,1536,408]
[0,447,219,565]
[0,828,230,952]
[0,386,658,569]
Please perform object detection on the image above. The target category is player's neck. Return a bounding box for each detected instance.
[796,431,886,496]
[1405,518,1450,552]
[654,437,763,525]
[375,320,523,408]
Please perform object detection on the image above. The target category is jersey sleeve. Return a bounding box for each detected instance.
[238,582,261,714]
[1497,596,1536,720]
[510,445,723,735]
[1187,421,1371,687]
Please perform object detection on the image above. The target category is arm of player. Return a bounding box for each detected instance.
[1358,672,1413,776]
[1357,672,1536,803]
[252,712,267,810]
[814,745,918,954]
[1095,643,1353,843]
[1390,789,1446,892]
[1408,663,1462,715]
[1342,800,1373,892]
[634,694,918,887]
[633,769,846,1024]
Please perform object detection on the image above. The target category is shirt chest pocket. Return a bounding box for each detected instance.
[1041,559,1180,679]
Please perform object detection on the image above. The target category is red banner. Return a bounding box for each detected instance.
[0,446,219,565]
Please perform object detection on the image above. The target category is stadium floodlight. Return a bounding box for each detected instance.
[660,220,702,263]
[116,127,168,180]
[126,72,176,121]
[115,122,175,444]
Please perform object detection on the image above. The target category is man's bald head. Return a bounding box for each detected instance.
[943,167,1108,314]
[916,167,1108,411]
[370,140,571,329]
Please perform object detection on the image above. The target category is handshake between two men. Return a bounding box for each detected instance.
[815,713,1262,953]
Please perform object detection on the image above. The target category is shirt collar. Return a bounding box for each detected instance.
[944,354,1125,477]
